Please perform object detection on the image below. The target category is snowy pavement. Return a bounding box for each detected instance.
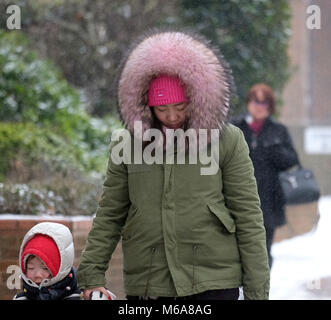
[270,196,331,299]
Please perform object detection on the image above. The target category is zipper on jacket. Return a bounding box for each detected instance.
[144,246,156,298]
[192,245,198,289]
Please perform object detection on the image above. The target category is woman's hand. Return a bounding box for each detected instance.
[83,287,111,300]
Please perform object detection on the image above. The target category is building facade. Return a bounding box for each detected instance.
[281,0,331,195]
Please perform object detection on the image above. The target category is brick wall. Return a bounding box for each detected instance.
[0,215,125,300]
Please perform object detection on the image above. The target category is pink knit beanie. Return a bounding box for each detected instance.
[148,74,189,107]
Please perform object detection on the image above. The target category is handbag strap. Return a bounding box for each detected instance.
[286,158,302,172]
[297,157,302,169]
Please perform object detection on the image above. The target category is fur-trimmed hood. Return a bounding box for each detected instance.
[116,29,234,136]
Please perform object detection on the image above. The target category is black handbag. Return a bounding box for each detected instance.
[279,162,320,205]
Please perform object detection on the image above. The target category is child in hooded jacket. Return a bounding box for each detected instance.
[14,222,81,300]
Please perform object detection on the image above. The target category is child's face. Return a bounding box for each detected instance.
[153,102,188,129]
[26,256,52,285]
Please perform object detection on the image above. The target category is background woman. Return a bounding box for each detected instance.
[232,83,299,268]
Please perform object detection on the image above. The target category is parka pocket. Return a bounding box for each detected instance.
[207,203,236,234]
[127,163,163,204]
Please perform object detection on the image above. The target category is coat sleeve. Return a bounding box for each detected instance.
[220,124,270,300]
[267,125,299,171]
[77,141,130,290]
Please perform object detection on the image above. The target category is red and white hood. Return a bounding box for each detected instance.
[18,222,74,288]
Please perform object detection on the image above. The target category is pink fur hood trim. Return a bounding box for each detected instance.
[117,30,233,135]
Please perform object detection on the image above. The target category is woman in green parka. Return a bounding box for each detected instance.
[77,29,270,300]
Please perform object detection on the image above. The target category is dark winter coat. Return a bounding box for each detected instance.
[232,114,299,228]
[14,267,81,300]
[77,30,270,300]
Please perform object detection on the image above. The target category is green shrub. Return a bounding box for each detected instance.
[0,121,107,215]
[0,31,123,214]
[0,178,102,216]
[0,31,122,178]
[178,0,291,114]
[0,30,84,139]
[0,122,84,180]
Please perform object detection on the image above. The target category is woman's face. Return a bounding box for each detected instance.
[247,91,270,122]
[26,256,52,285]
[153,102,188,129]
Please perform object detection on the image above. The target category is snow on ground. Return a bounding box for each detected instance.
[270,196,331,299]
